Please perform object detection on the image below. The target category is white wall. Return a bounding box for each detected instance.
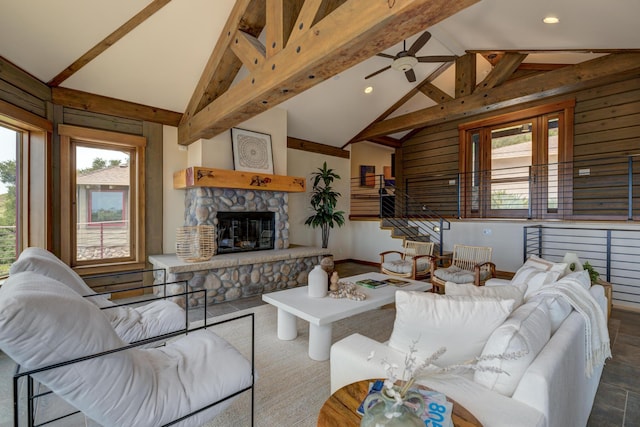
[287,149,352,260]
[161,108,288,254]
[162,125,188,253]
[349,141,395,179]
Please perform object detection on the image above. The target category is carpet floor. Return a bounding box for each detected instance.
[202,303,397,427]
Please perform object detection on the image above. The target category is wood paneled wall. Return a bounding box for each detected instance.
[0,57,163,262]
[401,76,640,219]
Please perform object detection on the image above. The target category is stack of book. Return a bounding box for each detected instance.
[356,277,412,288]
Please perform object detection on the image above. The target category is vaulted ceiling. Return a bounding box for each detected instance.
[1,0,639,149]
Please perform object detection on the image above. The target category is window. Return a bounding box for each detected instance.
[59,125,145,272]
[459,101,574,219]
[0,102,51,278]
[0,126,18,276]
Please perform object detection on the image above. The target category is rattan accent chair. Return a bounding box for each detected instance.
[431,244,496,294]
[380,240,435,280]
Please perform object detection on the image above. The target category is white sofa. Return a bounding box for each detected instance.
[330,270,608,427]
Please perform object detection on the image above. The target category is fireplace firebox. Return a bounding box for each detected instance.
[216,212,275,253]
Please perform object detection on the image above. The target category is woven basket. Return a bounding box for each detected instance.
[176,225,216,262]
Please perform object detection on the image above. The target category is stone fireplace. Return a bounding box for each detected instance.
[184,187,289,251]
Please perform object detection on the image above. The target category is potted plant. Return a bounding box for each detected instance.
[305,162,345,248]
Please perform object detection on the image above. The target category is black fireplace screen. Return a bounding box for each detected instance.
[216,212,275,253]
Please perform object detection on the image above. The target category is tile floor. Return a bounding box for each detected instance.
[1,261,638,426]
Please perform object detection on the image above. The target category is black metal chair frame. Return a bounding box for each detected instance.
[11,269,255,427]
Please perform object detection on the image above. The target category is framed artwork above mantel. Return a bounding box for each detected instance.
[231,128,274,174]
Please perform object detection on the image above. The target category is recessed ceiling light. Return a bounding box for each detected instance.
[543,16,559,24]
[364,86,373,94]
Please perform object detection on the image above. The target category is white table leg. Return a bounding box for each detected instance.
[277,308,298,340]
[309,323,332,361]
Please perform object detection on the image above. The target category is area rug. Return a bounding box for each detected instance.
[201,303,397,427]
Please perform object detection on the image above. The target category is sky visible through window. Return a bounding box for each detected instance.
[0,126,16,194]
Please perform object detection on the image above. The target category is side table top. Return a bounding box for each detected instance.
[317,379,482,427]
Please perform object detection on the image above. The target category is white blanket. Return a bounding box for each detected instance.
[533,279,611,377]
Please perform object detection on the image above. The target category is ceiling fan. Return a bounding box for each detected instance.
[364,31,456,82]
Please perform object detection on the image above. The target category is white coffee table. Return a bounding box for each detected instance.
[261,272,431,361]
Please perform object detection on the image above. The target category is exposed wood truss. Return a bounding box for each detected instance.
[351,52,640,143]
[177,0,479,145]
[287,136,350,158]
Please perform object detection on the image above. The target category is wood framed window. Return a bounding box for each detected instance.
[59,124,145,273]
[459,100,575,219]
[0,101,52,277]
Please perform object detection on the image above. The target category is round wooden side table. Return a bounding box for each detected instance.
[317,379,482,427]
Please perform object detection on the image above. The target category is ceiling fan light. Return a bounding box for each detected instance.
[391,56,418,72]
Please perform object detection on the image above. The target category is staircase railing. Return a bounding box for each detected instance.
[350,175,450,256]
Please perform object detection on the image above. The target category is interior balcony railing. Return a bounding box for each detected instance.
[524,224,640,307]
[350,174,450,256]
[402,155,640,221]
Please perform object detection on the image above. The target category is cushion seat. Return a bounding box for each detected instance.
[381,258,430,275]
[433,265,492,284]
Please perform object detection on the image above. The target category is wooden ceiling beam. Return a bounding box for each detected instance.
[266,0,285,58]
[418,82,453,103]
[178,0,478,145]
[48,0,172,87]
[230,30,266,73]
[52,87,182,126]
[288,0,323,45]
[477,53,528,91]
[181,0,265,126]
[287,136,350,158]
[355,53,640,141]
[455,53,476,98]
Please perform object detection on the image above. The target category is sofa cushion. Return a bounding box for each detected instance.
[382,258,429,275]
[512,266,562,299]
[474,299,551,396]
[389,291,515,367]
[445,282,528,308]
[528,270,592,333]
[9,247,113,308]
[523,255,567,275]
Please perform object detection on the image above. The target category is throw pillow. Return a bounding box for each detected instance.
[523,255,567,275]
[474,299,551,396]
[512,266,562,299]
[445,282,528,308]
[389,291,515,367]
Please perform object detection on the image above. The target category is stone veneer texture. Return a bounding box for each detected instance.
[184,187,289,249]
[154,255,324,307]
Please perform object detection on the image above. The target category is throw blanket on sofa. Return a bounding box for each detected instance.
[533,279,611,377]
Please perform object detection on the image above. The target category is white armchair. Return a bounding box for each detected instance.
[0,271,255,427]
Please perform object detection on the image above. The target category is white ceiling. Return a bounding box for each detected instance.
[1,0,639,148]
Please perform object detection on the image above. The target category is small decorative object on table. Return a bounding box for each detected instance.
[309,265,328,298]
[330,271,340,291]
[328,282,366,301]
[362,344,524,427]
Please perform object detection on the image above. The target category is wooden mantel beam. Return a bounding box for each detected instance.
[178,0,478,145]
[354,52,640,141]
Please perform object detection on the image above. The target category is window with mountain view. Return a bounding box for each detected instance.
[0,125,17,276]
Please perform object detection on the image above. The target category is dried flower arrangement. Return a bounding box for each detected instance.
[367,341,526,405]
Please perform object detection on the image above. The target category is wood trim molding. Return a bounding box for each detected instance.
[0,99,53,132]
[287,136,350,158]
[52,87,182,126]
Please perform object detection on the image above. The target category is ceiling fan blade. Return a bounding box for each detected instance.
[417,55,457,63]
[376,53,395,60]
[365,65,391,80]
[407,31,432,56]
[405,68,417,83]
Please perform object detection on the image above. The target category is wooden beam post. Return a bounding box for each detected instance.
[178,0,478,145]
[455,53,476,98]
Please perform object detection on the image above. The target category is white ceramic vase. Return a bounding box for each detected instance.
[308,265,328,297]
